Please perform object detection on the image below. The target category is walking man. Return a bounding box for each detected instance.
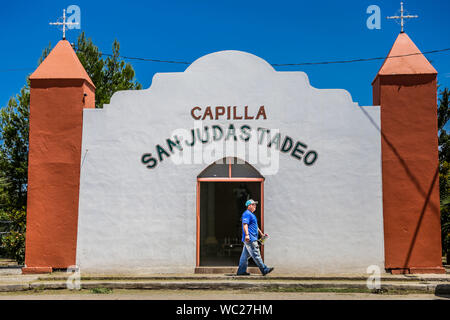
[237,199,274,276]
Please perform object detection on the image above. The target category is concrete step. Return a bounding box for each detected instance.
[0,259,19,267]
[195,267,260,274]
[36,273,450,282]
[1,279,449,294]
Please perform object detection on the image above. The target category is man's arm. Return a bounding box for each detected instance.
[258,228,268,237]
[243,224,250,242]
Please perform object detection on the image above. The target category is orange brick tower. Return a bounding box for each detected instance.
[372,32,445,274]
[22,40,95,274]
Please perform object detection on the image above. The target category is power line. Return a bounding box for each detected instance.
[103,54,191,65]
[271,48,450,66]
[73,46,191,65]
[74,46,450,67]
[1,47,449,73]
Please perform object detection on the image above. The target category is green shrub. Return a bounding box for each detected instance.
[90,287,113,294]
[0,208,26,265]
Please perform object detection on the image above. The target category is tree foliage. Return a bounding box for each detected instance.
[438,87,450,262]
[0,34,141,263]
[75,32,142,108]
[0,84,30,212]
[0,208,26,264]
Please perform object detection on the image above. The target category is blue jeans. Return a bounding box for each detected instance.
[237,241,270,275]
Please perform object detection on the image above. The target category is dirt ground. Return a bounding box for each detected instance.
[0,289,449,300]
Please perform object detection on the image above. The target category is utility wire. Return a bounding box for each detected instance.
[272,48,450,66]
[73,46,450,67]
[1,47,449,73]
[73,47,191,65]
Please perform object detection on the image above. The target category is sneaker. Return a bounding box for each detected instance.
[236,272,251,276]
[262,267,274,276]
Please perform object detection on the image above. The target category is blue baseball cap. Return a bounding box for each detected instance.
[245,199,258,207]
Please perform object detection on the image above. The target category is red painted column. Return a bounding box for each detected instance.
[22,40,95,274]
[373,33,445,274]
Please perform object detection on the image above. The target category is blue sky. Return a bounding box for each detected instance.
[1,0,449,110]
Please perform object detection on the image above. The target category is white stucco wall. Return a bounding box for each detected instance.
[76,50,384,274]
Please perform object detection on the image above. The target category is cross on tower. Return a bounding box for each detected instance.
[387,2,418,33]
[49,9,79,40]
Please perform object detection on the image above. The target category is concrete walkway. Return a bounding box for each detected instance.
[0,267,449,296]
[1,290,449,300]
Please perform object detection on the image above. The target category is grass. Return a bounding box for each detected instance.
[265,286,429,295]
[89,287,113,294]
[0,286,437,297]
[0,287,114,296]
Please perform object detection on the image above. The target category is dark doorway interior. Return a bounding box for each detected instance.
[200,182,261,266]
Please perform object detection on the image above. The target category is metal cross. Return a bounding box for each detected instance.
[49,9,79,40]
[387,2,418,33]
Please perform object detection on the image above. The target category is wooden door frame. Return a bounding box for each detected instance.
[196,177,265,267]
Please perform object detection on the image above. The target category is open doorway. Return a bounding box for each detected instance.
[196,158,264,267]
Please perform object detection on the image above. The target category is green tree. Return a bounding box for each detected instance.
[438,87,450,263]
[0,45,51,261]
[0,34,141,263]
[0,176,9,207]
[75,32,142,108]
[0,176,11,257]
[0,208,26,264]
[0,84,30,212]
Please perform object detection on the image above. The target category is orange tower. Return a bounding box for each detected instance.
[372,32,445,274]
[22,40,95,274]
